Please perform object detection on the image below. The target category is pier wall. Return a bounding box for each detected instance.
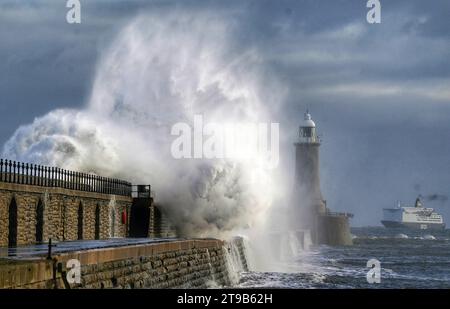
[0,182,176,247]
[0,238,247,289]
[0,182,132,247]
[317,215,353,246]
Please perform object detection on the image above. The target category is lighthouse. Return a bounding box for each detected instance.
[294,110,326,218]
[292,110,353,245]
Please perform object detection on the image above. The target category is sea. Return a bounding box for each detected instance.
[238,227,450,288]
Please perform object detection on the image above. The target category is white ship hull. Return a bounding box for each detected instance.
[381,220,445,230]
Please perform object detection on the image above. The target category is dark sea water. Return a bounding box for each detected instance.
[238,227,450,288]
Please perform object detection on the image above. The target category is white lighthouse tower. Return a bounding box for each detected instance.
[291,110,353,245]
[291,110,327,244]
[294,110,327,216]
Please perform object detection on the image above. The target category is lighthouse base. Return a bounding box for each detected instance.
[315,214,353,246]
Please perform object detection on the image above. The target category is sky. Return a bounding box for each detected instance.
[0,0,450,226]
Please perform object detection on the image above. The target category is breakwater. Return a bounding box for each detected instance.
[0,237,249,289]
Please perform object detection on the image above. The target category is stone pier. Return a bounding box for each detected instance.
[0,238,246,289]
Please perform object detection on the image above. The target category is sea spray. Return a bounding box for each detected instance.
[2,11,286,240]
[241,236,257,271]
[108,196,117,238]
[223,237,251,285]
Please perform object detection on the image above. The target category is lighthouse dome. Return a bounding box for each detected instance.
[301,111,316,128]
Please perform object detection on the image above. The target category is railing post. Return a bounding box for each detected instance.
[12,161,17,183]
[55,167,59,187]
[32,164,36,186]
[21,162,25,184]
[9,160,12,183]
[25,163,29,185]
[0,159,3,182]
[19,162,23,184]
[39,165,43,186]
[44,166,48,186]
[64,169,67,189]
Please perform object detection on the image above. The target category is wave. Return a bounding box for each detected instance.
[395,233,409,239]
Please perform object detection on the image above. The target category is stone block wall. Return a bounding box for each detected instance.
[0,182,133,247]
[149,203,177,238]
[79,246,230,288]
[0,239,239,289]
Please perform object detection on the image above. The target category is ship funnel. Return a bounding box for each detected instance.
[415,196,423,208]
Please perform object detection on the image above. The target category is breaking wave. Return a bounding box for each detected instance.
[1,11,286,238]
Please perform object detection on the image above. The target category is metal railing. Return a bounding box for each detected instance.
[325,210,354,218]
[0,159,132,196]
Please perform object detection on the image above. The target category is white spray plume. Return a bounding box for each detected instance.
[2,11,288,239]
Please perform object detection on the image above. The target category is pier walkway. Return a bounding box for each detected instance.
[0,237,180,259]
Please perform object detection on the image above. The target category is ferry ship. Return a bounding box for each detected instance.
[381,197,445,230]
